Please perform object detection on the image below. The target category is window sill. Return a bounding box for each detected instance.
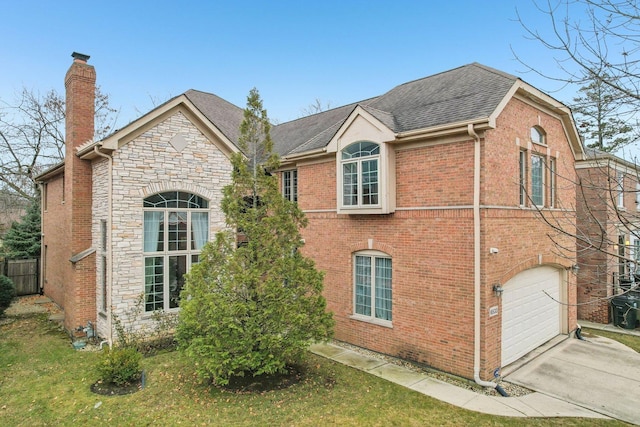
[349,314,393,328]
[531,140,547,148]
[142,308,179,319]
[338,206,394,215]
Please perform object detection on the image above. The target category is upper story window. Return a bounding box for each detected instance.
[617,172,625,208]
[143,191,209,312]
[341,141,380,208]
[531,126,545,145]
[549,157,557,208]
[531,154,545,206]
[282,170,298,203]
[519,150,527,206]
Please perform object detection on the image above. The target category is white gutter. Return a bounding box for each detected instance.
[93,145,114,347]
[468,124,497,389]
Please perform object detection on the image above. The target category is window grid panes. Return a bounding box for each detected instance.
[341,142,380,208]
[361,160,379,205]
[355,256,372,316]
[354,253,392,322]
[374,257,392,321]
[283,170,298,202]
[143,192,208,312]
[343,163,358,206]
[531,155,544,206]
[145,257,164,312]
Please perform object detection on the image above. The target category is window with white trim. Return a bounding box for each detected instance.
[617,172,625,208]
[531,154,545,206]
[341,142,380,208]
[143,191,209,312]
[353,251,392,323]
[549,157,557,208]
[519,150,527,206]
[282,170,297,202]
[531,126,545,145]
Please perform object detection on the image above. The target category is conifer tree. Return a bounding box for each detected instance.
[177,88,334,385]
[572,72,634,152]
[3,198,41,259]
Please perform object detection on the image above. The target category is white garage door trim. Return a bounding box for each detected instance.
[502,266,561,366]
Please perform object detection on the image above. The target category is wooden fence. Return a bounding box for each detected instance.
[2,258,39,296]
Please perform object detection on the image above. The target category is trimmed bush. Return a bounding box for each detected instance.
[0,275,16,317]
[96,346,142,386]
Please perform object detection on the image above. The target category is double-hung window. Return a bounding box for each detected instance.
[283,170,298,202]
[353,251,392,324]
[341,142,380,208]
[143,191,209,312]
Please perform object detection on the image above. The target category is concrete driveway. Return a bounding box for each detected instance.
[505,335,640,425]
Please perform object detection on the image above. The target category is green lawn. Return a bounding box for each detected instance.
[0,313,629,426]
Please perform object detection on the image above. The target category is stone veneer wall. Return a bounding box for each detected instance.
[97,110,233,338]
[92,158,109,338]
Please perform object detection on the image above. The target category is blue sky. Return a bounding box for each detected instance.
[1,0,576,127]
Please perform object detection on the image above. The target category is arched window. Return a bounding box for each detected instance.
[143,191,209,312]
[530,126,545,145]
[341,141,380,207]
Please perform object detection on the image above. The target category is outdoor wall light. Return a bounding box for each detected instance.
[571,264,580,274]
[492,284,504,297]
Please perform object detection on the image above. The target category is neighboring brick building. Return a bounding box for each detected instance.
[38,55,583,383]
[575,149,640,324]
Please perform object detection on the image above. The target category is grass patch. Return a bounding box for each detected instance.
[582,327,640,352]
[0,313,627,426]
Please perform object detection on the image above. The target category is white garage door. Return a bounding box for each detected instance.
[502,266,561,366]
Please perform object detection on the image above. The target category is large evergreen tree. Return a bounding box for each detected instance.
[3,198,41,259]
[176,88,334,385]
[572,72,634,152]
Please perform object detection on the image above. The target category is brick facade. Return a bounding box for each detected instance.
[295,97,577,380]
[576,158,640,323]
[39,58,582,381]
[42,54,97,334]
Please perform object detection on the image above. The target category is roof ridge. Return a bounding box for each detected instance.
[275,97,378,128]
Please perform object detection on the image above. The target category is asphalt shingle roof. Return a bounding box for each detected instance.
[183,89,245,146]
[185,63,519,157]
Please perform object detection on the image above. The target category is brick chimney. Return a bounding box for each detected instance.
[65,52,95,152]
[63,52,96,334]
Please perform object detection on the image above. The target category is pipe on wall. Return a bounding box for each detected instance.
[468,124,498,390]
[93,145,114,348]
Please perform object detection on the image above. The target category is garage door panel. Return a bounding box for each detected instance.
[502,266,561,366]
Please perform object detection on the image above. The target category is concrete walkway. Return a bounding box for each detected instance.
[309,342,609,420]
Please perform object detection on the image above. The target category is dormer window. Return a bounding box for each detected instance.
[341,141,380,207]
[337,139,395,214]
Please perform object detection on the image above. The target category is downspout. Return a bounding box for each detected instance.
[93,145,113,347]
[468,124,498,390]
[38,182,45,295]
